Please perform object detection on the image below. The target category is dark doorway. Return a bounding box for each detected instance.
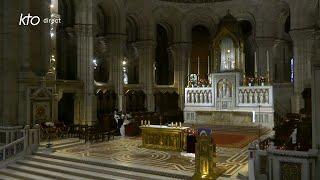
[58,93,75,125]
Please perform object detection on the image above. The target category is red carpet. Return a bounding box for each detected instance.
[213,133,257,148]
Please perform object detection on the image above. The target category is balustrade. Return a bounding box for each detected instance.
[185,87,214,106]
[237,86,273,107]
[0,125,40,164]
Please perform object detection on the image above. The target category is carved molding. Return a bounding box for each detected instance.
[159,0,229,3]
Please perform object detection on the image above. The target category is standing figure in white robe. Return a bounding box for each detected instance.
[290,127,297,147]
[114,111,120,125]
[120,116,130,136]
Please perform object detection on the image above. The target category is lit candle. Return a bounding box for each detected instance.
[207,56,210,74]
[254,52,257,74]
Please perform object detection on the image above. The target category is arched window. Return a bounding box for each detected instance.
[220,37,235,71]
[93,6,109,83]
[155,24,173,85]
[123,17,139,84]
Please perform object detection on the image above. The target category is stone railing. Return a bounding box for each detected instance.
[248,143,317,180]
[0,125,40,166]
[0,126,24,145]
[237,86,273,107]
[185,87,214,106]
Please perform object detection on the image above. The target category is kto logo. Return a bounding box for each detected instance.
[19,13,41,26]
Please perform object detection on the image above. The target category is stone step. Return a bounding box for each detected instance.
[40,138,80,147]
[7,163,97,180]
[0,174,21,180]
[52,140,85,150]
[0,168,54,180]
[34,152,192,179]
[26,155,179,180]
[16,159,135,180]
[0,173,24,180]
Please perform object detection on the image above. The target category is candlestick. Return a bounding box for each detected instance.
[188,58,190,78]
[237,48,240,69]
[187,58,190,86]
[148,120,150,126]
[266,50,270,72]
[141,120,143,126]
[197,56,200,75]
[207,56,210,75]
[171,122,173,127]
[254,51,257,74]
[242,53,245,73]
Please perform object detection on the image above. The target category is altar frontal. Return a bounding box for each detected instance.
[140,125,189,151]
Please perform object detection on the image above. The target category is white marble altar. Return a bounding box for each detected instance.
[184,72,274,128]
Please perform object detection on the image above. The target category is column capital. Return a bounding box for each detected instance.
[289,28,316,41]
[134,40,156,49]
[105,33,127,41]
[255,37,276,48]
[170,42,192,49]
[74,24,94,37]
[95,36,110,54]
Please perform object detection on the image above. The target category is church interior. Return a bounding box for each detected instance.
[0,0,320,179]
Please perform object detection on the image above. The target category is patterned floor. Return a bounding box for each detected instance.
[51,126,272,177]
[58,136,250,176]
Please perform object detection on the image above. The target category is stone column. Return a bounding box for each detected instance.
[313,64,320,179]
[75,24,96,125]
[289,29,315,113]
[135,40,156,111]
[273,39,292,82]
[74,0,97,125]
[171,43,192,109]
[106,34,126,111]
[0,1,20,126]
[19,0,32,77]
[311,31,320,180]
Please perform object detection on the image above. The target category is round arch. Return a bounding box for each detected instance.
[180,7,219,42]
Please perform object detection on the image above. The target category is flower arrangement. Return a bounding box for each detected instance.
[45,121,54,127]
[258,76,265,86]
[199,78,209,87]
[247,76,255,86]
[184,127,197,136]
